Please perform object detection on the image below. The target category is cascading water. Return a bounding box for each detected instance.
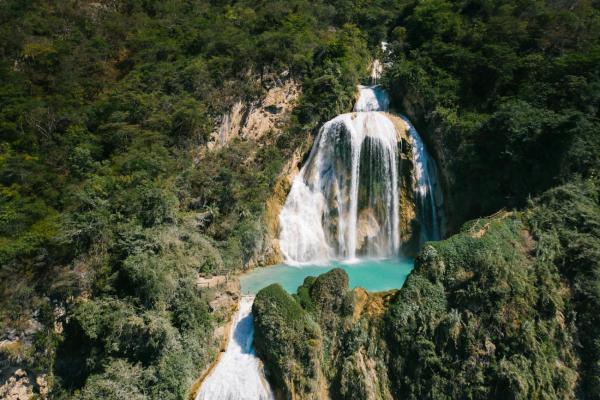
[403,117,442,244]
[196,297,274,400]
[198,57,445,400]
[279,85,400,264]
[353,85,390,112]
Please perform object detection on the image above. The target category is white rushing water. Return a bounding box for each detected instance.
[196,296,274,400]
[353,85,390,112]
[403,117,442,244]
[279,85,400,263]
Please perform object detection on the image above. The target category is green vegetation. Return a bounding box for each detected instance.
[1,0,599,398]
[253,283,323,399]
[379,2,600,397]
[382,0,600,228]
[386,213,578,399]
[383,183,600,399]
[255,202,599,399]
[527,181,600,397]
[0,1,378,397]
[253,269,394,399]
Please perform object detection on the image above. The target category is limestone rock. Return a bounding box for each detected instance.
[196,275,227,288]
[356,208,381,251]
[207,79,300,149]
[0,370,33,400]
[207,277,240,315]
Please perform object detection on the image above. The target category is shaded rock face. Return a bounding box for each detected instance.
[396,93,455,234]
[384,113,419,255]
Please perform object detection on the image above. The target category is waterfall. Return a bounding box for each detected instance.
[279,86,400,263]
[353,85,390,112]
[197,54,444,400]
[403,117,442,244]
[196,297,274,400]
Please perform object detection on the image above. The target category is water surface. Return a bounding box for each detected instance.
[241,258,414,295]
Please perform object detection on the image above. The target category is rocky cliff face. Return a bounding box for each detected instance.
[207,80,301,150]
[201,79,308,269]
[385,113,420,255]
[394,91,459,234]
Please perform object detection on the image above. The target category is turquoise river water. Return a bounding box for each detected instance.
[240,258,414,295]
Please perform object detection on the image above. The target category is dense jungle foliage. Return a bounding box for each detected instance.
[379,1,600,396]
[0,0,384,397]
[382,0,600,227]
[254,192,600,399]
[1,0,599,399]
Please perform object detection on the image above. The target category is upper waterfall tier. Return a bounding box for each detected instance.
[354,85,390,112]
[279,110,400,264]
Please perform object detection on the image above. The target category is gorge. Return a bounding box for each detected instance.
[197,70,444,399]
[3,2,599,398]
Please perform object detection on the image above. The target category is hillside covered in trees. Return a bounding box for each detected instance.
[1,0,599,399]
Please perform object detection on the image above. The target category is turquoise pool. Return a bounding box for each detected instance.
[240,258,414,295]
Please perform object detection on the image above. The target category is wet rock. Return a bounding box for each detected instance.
[356,208,381,251]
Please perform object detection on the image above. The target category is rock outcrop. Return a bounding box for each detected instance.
[206,277,240,317]
[253,269,394,400]
[0,369,47,400]
[384,113,420,255]
[202,78,306,269]
[208,80,300,150]
[392,91,455,234]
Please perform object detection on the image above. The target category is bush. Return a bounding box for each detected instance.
[253,284,322,398]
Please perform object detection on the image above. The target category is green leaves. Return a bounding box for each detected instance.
[253,283,323,398]
[383,213,581,399]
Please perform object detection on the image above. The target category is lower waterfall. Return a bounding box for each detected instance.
[196,296,274,400]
